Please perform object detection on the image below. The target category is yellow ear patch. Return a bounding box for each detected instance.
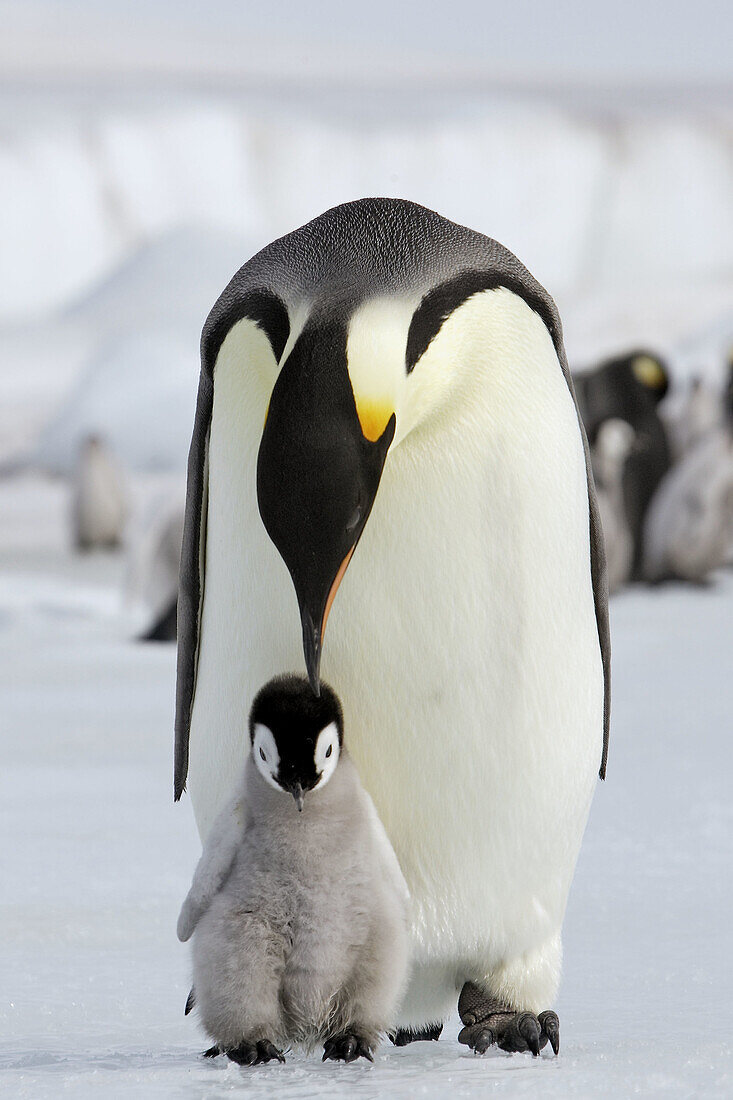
[632,355,667,390]
[354,398,394,442]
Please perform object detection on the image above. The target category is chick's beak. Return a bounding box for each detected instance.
[291,782,304,813]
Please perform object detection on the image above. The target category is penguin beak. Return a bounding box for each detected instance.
[256,320,396,698]
[301,609,322,696]
[301,546,356,695]
[291,782,304,812]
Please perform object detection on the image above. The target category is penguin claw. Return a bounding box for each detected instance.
[538,1010,560,1055]
[458,1024,496,1055]
[323,1032,374,1063]
[255,1040,286,1064]
[226,1039,285,1066]
[226,1041,257,1065]
[500,1012,541,1056]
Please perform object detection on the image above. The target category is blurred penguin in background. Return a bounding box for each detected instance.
[592,419,636,594]
[71,434,127,551]
[662,375,723,461]
[574,350,671,579]
[644,365,733,584]
[125,494,184,641]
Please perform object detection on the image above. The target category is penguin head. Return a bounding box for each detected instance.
[248,674,344,811]
[629,353,669,404]
[257,318,395,694]
[579,350,669,443]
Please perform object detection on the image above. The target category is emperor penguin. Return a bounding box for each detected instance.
[71,434,127,551]
[128,498,184,642]
[174,199,609,1054]
[574,350,671,579]
[178,675,409,1064]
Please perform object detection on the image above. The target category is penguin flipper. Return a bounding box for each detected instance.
[174,369,212,802]
[583,437,612,779]
[362,791,410,905]
[177,787,248,941]
[174,293,290,803]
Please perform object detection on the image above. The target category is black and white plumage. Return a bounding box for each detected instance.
[178,675,409,1064]
[174,199,609,1042]
[574,350,672,579]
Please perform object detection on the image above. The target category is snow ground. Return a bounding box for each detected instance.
[0,477,731,1098]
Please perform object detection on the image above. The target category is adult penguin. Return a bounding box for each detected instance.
[175,199,609,1055]
[574,349,672,579]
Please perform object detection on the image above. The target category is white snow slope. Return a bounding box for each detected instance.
[0,477,731,1098]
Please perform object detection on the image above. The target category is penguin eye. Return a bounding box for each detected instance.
[259,747,267,762]
[325,744,332,758]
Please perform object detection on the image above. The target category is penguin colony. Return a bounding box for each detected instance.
[176,197,606,1062]
[178,676,409,1064]
[575,352,733,589]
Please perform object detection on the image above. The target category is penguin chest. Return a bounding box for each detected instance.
[321,343,603,952]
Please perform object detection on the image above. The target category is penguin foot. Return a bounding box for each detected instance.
[538,1011,560,1055]
[202,1045,220,1058]
[226,1039,286,1065]
[457,982,559,1057]
[322,1032,374,1063]
[391,1022,443,1046]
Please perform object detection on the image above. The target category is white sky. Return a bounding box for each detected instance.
[2,0,732,84]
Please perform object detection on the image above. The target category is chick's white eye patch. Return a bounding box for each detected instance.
[253,724,282,791]
[312,722,340,790]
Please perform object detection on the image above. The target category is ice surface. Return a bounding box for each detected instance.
[1,476,731,1097]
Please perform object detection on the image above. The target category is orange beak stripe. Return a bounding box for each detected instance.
[322,546,355,636]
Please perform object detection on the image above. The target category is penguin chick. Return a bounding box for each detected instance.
[643,427,733,584]
[178,675,410,1066]
[71,434,127,551]
[662,375,723,461]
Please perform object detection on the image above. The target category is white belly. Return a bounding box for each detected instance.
[189,290,603,980]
